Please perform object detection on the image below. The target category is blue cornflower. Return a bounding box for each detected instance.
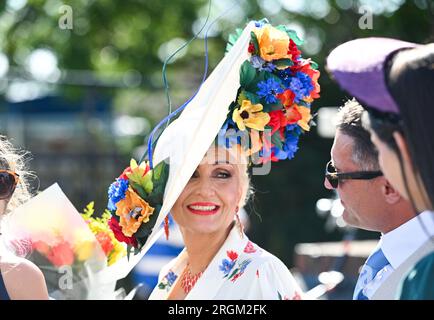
[254,20,266,28]
[286,123,303,135]
[257,78,284,104]
[283,133,300,160]
[288,72,314,103]
[107,178,129,210]
[273,125,301,160]
[250,56,276,72]
[219,259,236,276]
[165,271,178,286]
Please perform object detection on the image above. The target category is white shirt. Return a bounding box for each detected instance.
[363,210,434,299]
[149,223,303,300]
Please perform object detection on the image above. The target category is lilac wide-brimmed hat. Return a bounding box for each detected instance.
[326,37,417,114]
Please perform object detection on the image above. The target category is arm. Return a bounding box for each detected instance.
[2,257,49,300]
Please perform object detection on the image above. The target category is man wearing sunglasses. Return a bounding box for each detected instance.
[324,100,415,300]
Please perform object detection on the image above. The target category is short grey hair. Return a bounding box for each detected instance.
[334,99,380,171]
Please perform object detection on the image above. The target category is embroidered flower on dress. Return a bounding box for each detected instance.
[243,241,257,254]
[158,270,178,292]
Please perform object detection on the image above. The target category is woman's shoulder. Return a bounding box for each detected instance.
[239,239,289,270]
[400,251,434,299]
[0,255,49,300]
[220,239,302,299]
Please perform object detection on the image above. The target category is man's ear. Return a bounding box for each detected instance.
[382,178,402,204]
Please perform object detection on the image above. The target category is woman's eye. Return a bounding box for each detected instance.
[216,171,231,178]
[190,171,199,179]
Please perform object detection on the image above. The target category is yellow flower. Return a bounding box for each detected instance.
[253,25,290,62]
[115,187,154,237]
[107,239,126,266]
[73,228,98,261]
[74,240,96,261]
[232,100,270,131]
[297,106,312,131]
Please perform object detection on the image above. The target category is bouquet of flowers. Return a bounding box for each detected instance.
[2,183,108,299]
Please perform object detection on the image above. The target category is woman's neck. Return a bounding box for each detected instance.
[181,223,233,274]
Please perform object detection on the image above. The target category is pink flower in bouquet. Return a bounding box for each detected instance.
[46,241,75,267]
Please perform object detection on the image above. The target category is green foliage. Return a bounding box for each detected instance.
[239,61,257,88]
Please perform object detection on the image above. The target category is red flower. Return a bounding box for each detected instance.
[46,241,75,267]
[267,110,287,135]
[248,43,255,54]
[277,89,295,108]
[287,39,301,61]
[33,240,50,255]
[227,250,238,261]
[96,232,114,256]
[108,217,138,247]
[119,167,132,180]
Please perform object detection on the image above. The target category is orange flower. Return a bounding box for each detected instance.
[285,105,302,124]
[115,187,154,237]
[297,106,312,131]
[253,25,291,62]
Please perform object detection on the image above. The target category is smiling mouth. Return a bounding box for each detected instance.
[187,203,220,215]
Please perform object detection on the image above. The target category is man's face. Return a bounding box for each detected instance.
[324,131,386,231]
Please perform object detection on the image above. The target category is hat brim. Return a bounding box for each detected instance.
[326,37,417,114]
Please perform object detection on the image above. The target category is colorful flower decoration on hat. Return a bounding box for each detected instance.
[106,159,169,255]
[223,19,320,162]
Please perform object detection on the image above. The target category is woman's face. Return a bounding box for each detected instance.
[370,132,407,198]
[171,147,244,236]
[370,131,429,211]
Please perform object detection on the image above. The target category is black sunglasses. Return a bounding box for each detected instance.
[0,170,19,200]
[325,161,383,189]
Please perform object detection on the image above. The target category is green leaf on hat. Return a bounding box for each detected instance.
[240,61,257,88]
[268,102,284,112]
[244,91,260,104]
[237,91,247,105]
[276,25,304,46]
[130,181,148,199]
[250,31,259,53]
[273,58,294,68]
[271,131,283,150]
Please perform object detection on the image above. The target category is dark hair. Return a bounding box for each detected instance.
[367,44,434,207]
[335,99,380,170]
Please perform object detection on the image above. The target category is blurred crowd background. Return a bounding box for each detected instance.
[0,0,433,299]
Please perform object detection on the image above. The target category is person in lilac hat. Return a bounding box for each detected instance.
[327,38,434,299]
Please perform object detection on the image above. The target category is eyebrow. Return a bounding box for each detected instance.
[213,160,231,165]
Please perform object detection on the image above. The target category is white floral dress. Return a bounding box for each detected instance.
[149,224,303,300]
